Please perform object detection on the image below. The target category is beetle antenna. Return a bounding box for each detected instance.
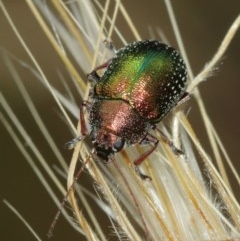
[47,155,91,238]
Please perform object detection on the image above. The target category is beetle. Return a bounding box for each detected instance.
[48,41,188,237]
[67,40,188,177]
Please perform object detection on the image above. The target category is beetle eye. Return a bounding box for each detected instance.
[113,139,124,152]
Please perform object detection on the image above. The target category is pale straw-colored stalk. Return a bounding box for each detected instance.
[0,0,239,240]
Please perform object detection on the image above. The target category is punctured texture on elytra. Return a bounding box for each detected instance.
[94,40,187,122]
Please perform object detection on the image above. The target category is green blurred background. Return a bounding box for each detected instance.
[1,1,240,240]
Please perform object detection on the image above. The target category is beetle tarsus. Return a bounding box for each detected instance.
[103,39,117,53]
[170,143,184,155]
[135,166,152,181]
[156,128,184,155]
[64,136,82,150]
[87,71,100,82]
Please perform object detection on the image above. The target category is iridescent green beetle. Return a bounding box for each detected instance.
[68,40,188,176]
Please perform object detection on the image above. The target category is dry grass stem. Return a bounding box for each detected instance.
[1,0,239,240]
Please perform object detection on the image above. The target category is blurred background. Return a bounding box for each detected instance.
[0,0,240,240]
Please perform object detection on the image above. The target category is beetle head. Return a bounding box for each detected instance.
[90,127,125,162]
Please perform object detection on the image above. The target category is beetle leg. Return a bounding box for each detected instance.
[134,134,159,166]
[79,101,88,136]
[87,70,100,82]
[156,128,183,155]
[82,100,91,113]
[133,134,158,180]
[87,40,116,82]
[87,59,113,82]
[65,102,88,149]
